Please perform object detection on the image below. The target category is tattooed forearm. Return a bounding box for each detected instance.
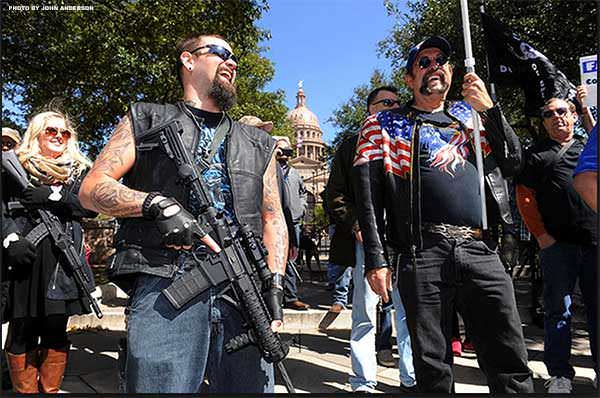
[262,154,288,275]
[92,116,132,175]
[89,180,147,217]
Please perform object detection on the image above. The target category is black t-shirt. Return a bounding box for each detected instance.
[518,137,597,245]
[186,105,223,128]
[412,107,482,227]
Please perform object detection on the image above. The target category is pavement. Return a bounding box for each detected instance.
[2,268,597,394]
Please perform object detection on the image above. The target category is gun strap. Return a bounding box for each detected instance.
[206,115,231,163]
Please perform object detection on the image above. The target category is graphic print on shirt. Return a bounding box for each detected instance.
[189,123,235,221]
[354,101,491,178]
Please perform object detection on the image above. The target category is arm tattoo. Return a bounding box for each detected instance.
[83,115,147,217]
[92,116,132,175]
[89,180,147,217]
[262,155,288,275]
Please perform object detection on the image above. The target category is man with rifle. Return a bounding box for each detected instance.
[79,33,289,393]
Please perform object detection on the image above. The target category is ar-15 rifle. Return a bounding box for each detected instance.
[137,120,295,392]
[2,151,103,319]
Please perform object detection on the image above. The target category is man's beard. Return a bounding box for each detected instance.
[419,71,449,96]
[209,74,237,111]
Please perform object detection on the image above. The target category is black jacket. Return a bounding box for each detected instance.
[353,102,521,272]
[2,170,97,301]
[325,134,358,267]
[106,101,275,288]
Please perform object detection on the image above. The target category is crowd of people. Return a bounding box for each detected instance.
[1,32,597,394]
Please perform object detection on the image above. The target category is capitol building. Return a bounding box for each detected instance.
[286,82,329,216]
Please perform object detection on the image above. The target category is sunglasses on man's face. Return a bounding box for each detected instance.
[417,54,448,70]
[541,107,569,119]
[372,98,400,107]
[189,44,238,64]
[2,139,16,150]
[44,126,72,139]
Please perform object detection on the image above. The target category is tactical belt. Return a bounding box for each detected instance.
[423,222,482,240]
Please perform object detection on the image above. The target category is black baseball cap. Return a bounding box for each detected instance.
[405,36,453,74]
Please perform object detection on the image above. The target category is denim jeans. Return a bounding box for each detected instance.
[540,241,598,380]
[349,243,379,392]
[284,257,299,303]
[397,235,533,393]
[125,274,274,393]
[376,299,393,351]
[349,243,415,390]
[328,263,352,306]
[390,281,416,387]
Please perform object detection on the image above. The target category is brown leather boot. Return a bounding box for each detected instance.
[5,350,39,393]
[38,347,68,393]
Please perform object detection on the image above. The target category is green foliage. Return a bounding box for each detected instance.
[377,0,598,135]
[310,203,329,231]
[328,69,410,150]
[2,0,291,156]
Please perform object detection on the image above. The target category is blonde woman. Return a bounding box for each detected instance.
[2,110,96,393]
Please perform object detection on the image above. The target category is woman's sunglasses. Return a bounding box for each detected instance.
[418,54,449,70]
[44,126,72,139]
[189,44,238,64]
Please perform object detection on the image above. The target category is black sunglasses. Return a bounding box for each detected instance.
[2,139,16,149]
[418,54,448,70]
[371,98,400,107]
[189,44,238,64]
[541,107,569,119]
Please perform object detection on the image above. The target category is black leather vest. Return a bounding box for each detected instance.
[107,101,275,285]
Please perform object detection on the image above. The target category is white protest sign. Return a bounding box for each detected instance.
[579,55,597,107]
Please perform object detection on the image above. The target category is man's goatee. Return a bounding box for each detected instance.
[209,78,237,111]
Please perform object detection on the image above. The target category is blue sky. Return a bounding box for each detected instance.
[3,1,405,144]
[257,0,404,144]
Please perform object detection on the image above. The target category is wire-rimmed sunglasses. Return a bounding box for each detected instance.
[2,138,16,150]
[418,54,449,70]
[541,107,569,119]
[371,98,400,107]
[189,44,238,64]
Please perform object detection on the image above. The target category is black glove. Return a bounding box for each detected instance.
[500,232,518,273]
[146,197,206,248]
[21,185,63,207]
[3,233,36,269]
[265,273,284,322]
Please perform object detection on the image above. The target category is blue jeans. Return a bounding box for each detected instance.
[125,274,274,393]
[328,263,352,306]
[397,235,533,393]
[390,280,416,387]
[376,299,393,351]
[349,243,379,391]
[349,243,415,390]
[284,256,299,303]
[540,241,598,380]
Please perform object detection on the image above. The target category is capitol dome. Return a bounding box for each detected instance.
[285,81,329,225]
[287,86,320,128]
